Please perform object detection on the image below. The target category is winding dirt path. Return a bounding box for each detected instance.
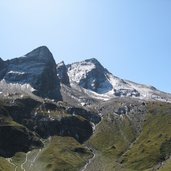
[21,151,31,171]
[6,158,17,171]
[80,112,103,171]
[29,149,42,169]
[81,149,96,171]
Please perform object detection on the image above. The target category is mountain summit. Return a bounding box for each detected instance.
[25,46,55,62]
[0,46,171,103]
[65,58,171,102]
[0,46,62,100]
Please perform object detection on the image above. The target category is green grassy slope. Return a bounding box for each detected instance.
[86,113,137,171]
[120,102,171,171]
[0,157,14,171]
[87,101,171,171]
[33,136,93,171]
[159,158,171,171]
[0,136,93,171]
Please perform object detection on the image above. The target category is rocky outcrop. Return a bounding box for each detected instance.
[66,107,101,124]
[0,98,43,157]
[114,88,140,97]
[0,58,7,79]
[0,58,4,70]
[56,61,70,86]
[0,46,62,100]
[35,116,93,143]
[0,124,43,157]
[4,98,41,122]
[1,97,94,146]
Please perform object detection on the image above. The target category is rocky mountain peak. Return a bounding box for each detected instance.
[67,58,111,93]
[0,58,3,62]
[57,61,65,67]
[56,61,70,86]
[0,58,4,67]
[66,58,171,102]
[25,46,55,63]
[67,58,106,74]
[0,46,62,100]
[0,47,170,103]
[85,58,101,64]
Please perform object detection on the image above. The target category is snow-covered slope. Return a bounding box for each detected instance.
[66,58,171,102]
[0,79,35,97]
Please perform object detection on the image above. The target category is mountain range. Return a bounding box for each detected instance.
[0,46,171,171]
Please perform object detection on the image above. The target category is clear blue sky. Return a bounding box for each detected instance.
[1,0,171,93]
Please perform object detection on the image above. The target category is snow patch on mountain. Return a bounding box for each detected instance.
[70,81,110,101]
[0,79,35,97]
[67,60,96,84]
[8,71,26,75]
[67,58,171,103]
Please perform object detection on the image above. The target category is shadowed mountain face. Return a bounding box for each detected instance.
[0,46,62,100]
[56,61,70,86]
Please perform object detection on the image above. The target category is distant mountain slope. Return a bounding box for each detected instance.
[65,58,171,103]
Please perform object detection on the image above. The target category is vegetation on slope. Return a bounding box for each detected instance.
[86,101,171,171]
[120,102,171,171]
[2,136,92,171]
[1,97,171,171]
[34,136,93,171]
[86,112,137,171]
[0,157,14,171]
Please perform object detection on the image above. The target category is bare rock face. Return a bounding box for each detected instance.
[56,61,70,86]
[0,125,43,157]
[0,46,62,100]
[0,58,4,68]
[1,97,94,146]
[0,58,7,79]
